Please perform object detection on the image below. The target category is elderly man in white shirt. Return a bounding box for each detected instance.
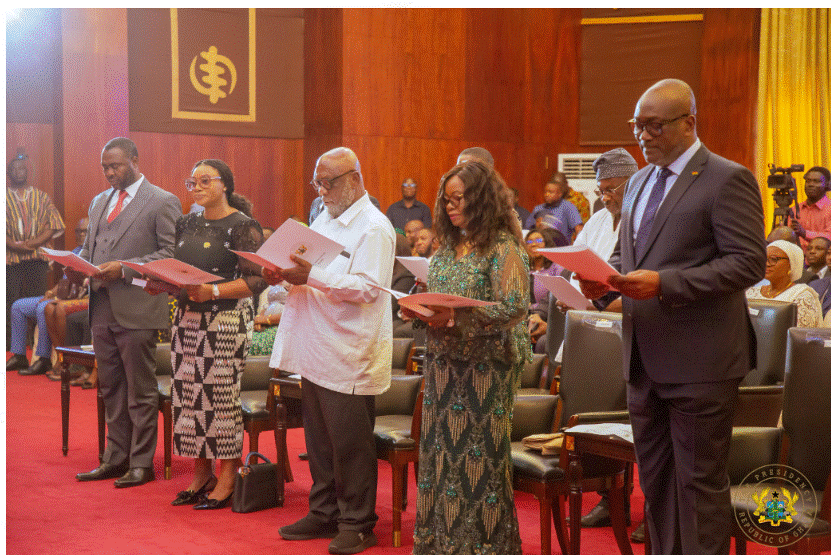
[266,147,395,555]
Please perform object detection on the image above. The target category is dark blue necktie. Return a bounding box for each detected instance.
[635,167,672,260]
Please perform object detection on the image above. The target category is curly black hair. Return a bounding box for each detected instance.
[433,160,523,254]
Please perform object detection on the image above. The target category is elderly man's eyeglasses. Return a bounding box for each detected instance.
[310,169,357,192]
[443,193,464,209]
[595,181,627,198]
[185,176,222,191]
[526,237,544,245]
[628,114,690,137]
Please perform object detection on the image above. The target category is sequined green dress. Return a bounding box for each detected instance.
[413,231,531,555]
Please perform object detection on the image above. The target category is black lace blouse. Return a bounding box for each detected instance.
[174,211,267,311]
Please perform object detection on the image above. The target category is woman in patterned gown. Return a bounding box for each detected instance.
[147,159,266,509]
[405,160,531,554]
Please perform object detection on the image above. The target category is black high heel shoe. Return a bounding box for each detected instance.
[193,491,233,510]
[171,475,218,506]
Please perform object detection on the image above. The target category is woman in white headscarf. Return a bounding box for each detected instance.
[745,240,823,327]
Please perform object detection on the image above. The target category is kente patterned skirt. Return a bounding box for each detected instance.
[171,297,253,460]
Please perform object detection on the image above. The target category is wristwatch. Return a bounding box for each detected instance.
[212,284,220,300]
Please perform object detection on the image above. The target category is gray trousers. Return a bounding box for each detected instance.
[90,290,158,468]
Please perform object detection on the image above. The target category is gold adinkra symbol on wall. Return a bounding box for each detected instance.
[189,46,237,104]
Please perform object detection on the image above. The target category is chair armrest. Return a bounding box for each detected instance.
[565,410,630,427]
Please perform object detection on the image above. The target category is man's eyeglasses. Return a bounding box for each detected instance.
[443,193,464,209]
[526,237,544,245]
[628,114,690,137]
[595,181,627,198]
[185,176,222,191]
[766,255,789,265]
[310,169,357,192]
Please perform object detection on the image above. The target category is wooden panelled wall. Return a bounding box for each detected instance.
[6,8,759,249]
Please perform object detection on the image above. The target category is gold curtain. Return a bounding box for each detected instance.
[756,8,830,232]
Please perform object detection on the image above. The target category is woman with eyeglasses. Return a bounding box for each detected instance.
[403,160,530,554]
[146,159,266,509]
[525,227,568,353]
[745,240,823,327]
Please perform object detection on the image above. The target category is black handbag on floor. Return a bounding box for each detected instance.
[232,451,280,513]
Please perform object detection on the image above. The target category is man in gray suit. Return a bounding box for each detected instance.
[580,80,766,554]
[73,137,181,487]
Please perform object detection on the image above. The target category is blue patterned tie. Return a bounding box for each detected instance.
[635,167,672,260]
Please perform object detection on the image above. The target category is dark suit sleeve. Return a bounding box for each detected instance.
[657,166,766,305]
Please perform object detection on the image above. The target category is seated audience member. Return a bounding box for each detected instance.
[556,171,591,223]
[526,228,567,354]
[507,187,531,227]
[249,284,288,356]
[790,166,831,249]
[403,219,425,255]
[767,225,799,244]
[414,228,439,260]
[8,217,91,376]
[386,178,432,233]
[392,234,417,337]
[809,240,831,321]
[796,236,830,284]
[746,240,823,327]
[261,226,275,241]
[456,147,494,166]
[562,147,638,530]
[525,172,583,239]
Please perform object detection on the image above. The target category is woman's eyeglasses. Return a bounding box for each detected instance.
[766,255,789,265]
[443,193,464,209]
[185,176,222,191]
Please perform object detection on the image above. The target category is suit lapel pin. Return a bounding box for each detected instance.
[691,171,699,176]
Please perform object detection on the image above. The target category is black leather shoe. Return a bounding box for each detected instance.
[19,358,52,376]
[630,521,646,543]
[114,467,155,488]
[581,499,611,527]
[76,461,130,482]
[6,354,29,372]
[328,530,377,554]
[171,475,217,506]
[279,515,339,540]
[193,492,233,510]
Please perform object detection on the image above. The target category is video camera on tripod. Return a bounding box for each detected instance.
[767,163,803,231]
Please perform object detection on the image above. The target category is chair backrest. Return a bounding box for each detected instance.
[392,337,415,372]
[545,294,567,387]
[782,327,831,491]
[558,310,627,428]
[520,353,548,389]
[511,394,559,441]
[742,298,797,386]
[240,356,275,391]
[155,343,173,377]
[375,374,423,417]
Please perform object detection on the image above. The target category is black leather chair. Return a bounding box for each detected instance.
[733,299,797,427]
[391,337,415,375]
[730,327,831,555]
[516,353,550,396]
[512,310,630,555]
[373,373,424,547]
[158,348,275,480]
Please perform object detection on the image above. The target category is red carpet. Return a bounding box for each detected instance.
[5,363,775,554]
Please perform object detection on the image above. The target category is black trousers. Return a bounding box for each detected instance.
[628,340,740,555]
[301,377,378,532]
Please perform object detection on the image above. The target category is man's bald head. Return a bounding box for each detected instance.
[767,226,798,245]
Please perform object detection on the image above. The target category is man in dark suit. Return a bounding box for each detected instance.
[73,137,181,487]
[809,243,831,319]
[579,79,766,555]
